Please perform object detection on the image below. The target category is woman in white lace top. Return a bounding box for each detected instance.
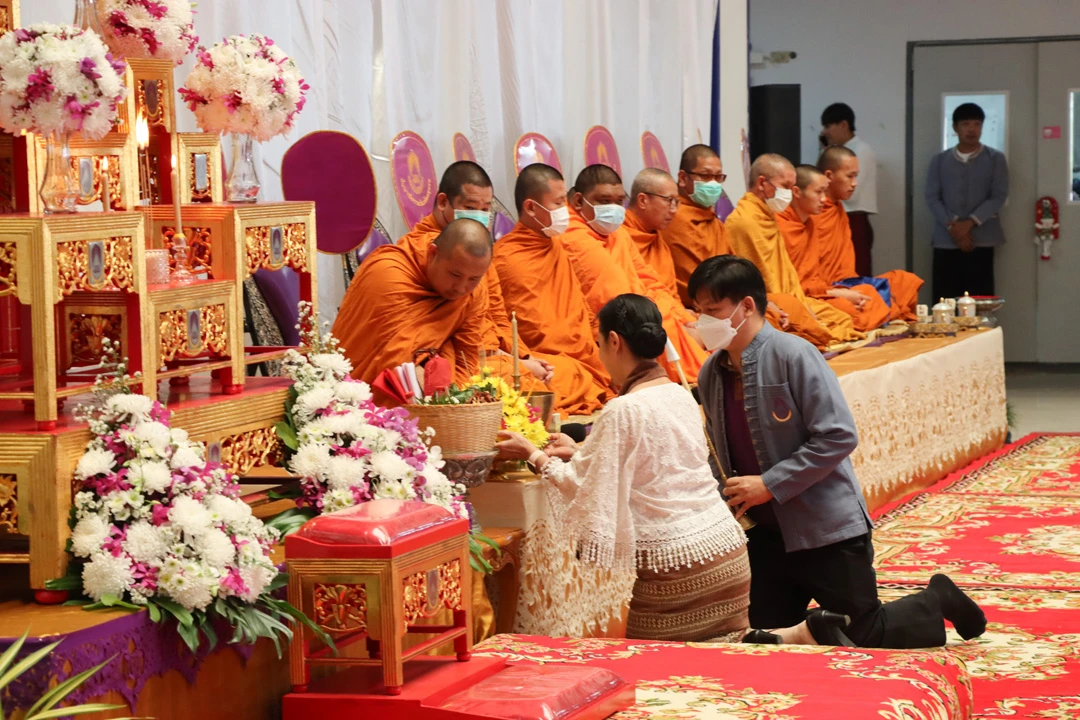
[497,294,851,645]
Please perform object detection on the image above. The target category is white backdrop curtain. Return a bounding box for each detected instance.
[27,0,719,322]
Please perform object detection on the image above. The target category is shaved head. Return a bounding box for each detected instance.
[679,144,720,174]
[749,154,794,185]
[630,167,675,199]
[426,219,492,300]
[438,161,492,200]
[795,164,827,190]
[515,163,563,214]
[573,164,623,196]
[817,145,857,173]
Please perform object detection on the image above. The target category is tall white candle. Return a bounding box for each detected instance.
[511,311,520,390]
[170,155,182,234]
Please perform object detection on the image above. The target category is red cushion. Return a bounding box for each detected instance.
[286,500,467,559]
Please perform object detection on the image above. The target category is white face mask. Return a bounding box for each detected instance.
[765,186,793,214]
[583,198,626,236]
[536,203,570,238]
[696,303,748,351]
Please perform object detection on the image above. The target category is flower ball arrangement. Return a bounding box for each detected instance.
[97,0,198,64]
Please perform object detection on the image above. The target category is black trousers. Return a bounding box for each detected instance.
[932,247,995,300]
[848,211,874,277]
[747,527,946,649]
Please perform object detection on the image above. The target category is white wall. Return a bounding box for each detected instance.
[749,0,1080,274]
[718,0,749,199]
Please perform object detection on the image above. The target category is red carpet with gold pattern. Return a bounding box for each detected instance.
[875,433,1080,720]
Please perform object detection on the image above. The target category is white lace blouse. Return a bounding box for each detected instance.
[542,383,746,573]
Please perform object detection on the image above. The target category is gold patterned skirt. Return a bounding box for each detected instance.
[626,544,751,642]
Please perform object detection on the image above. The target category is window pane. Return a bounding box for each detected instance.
[942,92,1009,155]
[1071,91,1079,201]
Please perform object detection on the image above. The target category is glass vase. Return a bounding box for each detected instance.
[39,131,79,214]
[226,133,260,203]
[73,0,106,37]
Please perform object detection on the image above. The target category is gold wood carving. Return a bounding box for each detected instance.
[313,583,368,635]
[0,474,16,533]
[0,241,15,296]
[403,559,463,625]
[137,79,166,126]
[218,426,283,476]
[164,227,213,276]
[438,558,463,610]
[158,303,228,362]
[55,236,135,298]
[68,313,123,367]
[0,7,9,37]
[245,223,308,276]
[70,156,121,209]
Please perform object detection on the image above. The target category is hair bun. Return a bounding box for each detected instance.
[631,321,667,358]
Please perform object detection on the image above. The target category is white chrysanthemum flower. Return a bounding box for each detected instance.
[238,564,276,602]
[334,380,372,406]
[74,447,116,480]
[133,421,172,455]
[168,495,213,537]
[106,394,154,418]
[372,479,416,502]
[170,445,203,469]
[309,353,352,377]
[193,528,236,570]
[124,520,170,563]
[104,490,134,522]
[295,385,335,419]
[322,488,356,513]
[161,566,217,611]
[82,552,134,601]
[206,495,251,525]
[170,427,190,444]
[324,455,367,490]
[73,491,101,513]
[131,461,172,494]
[427,445,444,468]
[289,442,332,479]
[369,451,413,483]
[71,514,111,558]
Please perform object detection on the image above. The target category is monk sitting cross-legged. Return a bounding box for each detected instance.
[332,218,493,388]
[663,144,732,308]
[817,146,923,320]
[396,160,605,415]
[559,164,711,384]
[624,168,681,299]
[725,153,863,349]
[777,165,891,331]
[493,163,614,414]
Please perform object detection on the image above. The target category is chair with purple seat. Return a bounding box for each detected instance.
[344,218,393,285]
[715,191,735,222]
[490,196,516,241]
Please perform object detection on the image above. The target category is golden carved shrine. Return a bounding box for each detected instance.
[0,11,318,596]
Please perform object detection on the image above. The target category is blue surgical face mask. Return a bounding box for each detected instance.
[583,198,625,235]
[690,180,724,208]
[454,209,492,227]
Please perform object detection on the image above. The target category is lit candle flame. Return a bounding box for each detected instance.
[171,155,177,170]
[101,157,109,170]
[135,114,149,149]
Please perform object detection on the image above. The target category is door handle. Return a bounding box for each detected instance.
[1035,196,1060,260]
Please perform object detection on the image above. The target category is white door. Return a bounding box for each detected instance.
[912,39,1080,363]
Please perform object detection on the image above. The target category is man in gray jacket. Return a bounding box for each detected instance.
[690,256,986,648]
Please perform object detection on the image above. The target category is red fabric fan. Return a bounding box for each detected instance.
[415,348,452,397]
[372,368,409,404]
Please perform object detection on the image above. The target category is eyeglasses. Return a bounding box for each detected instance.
[644,192,680,209]
[689,171,728,183]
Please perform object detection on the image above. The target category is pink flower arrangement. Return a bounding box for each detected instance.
[0,23,127,140]
[180,34,309,142]
[97,0,198,64]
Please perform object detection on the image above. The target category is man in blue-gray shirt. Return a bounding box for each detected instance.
[925,103,1010,300]
[691,255,986,648]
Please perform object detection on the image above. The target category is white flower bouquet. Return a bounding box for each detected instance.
[0,23,128,140]
[179,34,308,142]
[97,0,198,64]
[48,340,329,656]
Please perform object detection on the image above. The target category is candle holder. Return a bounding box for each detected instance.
[145,249,169,285]
[169,231,196,284]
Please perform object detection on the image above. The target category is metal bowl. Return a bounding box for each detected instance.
[525,391,555,429]
[973,296,1006,314]
[441,450,498,489]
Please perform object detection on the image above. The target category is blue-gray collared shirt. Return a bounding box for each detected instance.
[925,145,1009,249]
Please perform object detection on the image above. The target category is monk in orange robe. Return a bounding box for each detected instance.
[663,145,732,307]
[725,154,863,348]
[777,164,891,331]
[817,146,923,321]
[397,161,603,415]
[333,219,492,387]
[493,163,613,414]
[560,164,710,383]
[624,168,680,298]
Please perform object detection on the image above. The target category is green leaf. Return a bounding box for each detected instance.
[26,655,117,717]
[264,598,336,655]
[0,640,62,693]
[267,484,302,501]
[147,603,162,623]
[98,595,142,612]
[154,599,194,627]
[274,421,299,451]
[176,620,200,654]
[44,575,82,591]
[62,599,91,607]
[268,572,289,592]
[198,615,218,650]
[27,703,131,719]
[0,631,29,679]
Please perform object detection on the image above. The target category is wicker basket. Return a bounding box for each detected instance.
[407,401,504,455]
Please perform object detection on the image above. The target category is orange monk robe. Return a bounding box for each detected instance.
[623,210,678,299]
[663,197,732,307]
[725,193,863,348]
[333,240,484,387]
[397,216,602,415]
[776,207,891,332]
[816,199,924,321]
[559,211,711,383]
[493,222,613,414]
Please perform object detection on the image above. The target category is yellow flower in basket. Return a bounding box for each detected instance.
[470,368,550,449]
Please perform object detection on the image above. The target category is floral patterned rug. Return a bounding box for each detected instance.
[876,433,1080,720]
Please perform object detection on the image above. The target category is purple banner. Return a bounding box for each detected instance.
[640,131,670,173]
[390,131,437,231]
[453,133,477,163]
[584,125,622,178]
[514,132,562,175]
